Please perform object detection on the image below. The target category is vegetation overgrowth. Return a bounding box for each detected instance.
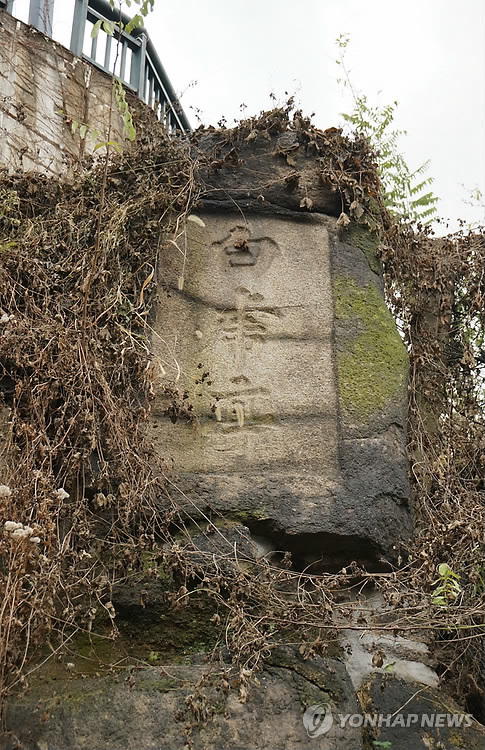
[0,101,483,732]
[336,33,440,224]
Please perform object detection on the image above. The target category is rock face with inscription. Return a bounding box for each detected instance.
[151,211,410,567]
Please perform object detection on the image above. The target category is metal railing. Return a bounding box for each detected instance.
[2,0,53,35]
[1,0,191,134]
[70,0,190,134]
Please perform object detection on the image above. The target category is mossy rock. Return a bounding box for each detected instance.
[333,275,408,421]
[341,221,381,274]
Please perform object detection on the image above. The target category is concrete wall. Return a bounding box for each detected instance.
[0,9,127,176]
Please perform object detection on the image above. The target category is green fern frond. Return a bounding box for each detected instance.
[336,34,440,224]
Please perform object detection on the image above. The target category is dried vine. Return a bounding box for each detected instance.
[0,103,483,730]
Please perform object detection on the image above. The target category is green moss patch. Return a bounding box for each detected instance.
[342,221,381,274]
[334,275,408,420]
[115,593,219,664]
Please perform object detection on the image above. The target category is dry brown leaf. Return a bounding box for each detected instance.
[138,264,154,307]
[300,196,313,210]
[336,211,351,228]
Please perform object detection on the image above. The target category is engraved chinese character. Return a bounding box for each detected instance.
[212,225,280,272]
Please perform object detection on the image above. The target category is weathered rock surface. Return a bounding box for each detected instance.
[5,648,483,750]
[359,673,485,750]
[340,592,440,691]
[193,129,343,217]
[4,650,362,750]
[151,211,410,566]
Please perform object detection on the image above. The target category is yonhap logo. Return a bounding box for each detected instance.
[302,703,334,737]
[302,706,474,738]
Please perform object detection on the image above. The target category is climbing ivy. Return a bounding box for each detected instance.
[90,0,156,148]
[105,0,154,35]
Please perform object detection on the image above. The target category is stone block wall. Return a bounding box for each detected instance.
[0,9,127,176]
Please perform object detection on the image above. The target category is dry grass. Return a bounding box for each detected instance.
[0,103,483,725]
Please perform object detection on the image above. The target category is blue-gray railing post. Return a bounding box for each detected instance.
[28,0,54,36]
[130,32,147,100]
[66,0,190,133]
[1,1,15,13]
[70,0,89,58]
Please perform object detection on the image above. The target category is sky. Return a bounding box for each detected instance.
[10,0,485,231]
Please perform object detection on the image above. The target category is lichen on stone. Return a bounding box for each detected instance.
[341,221,381,274]
[333,275,408,420]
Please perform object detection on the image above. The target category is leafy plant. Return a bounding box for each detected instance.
[432,563,462,607]
[336,34,439,224]
[90,0,157,148]
[113,78,136,142]
[60,112,123,152]
[92,0,154,37]
[147,650,160,664]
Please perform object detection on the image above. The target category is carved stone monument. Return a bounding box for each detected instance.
[151,209,410,566]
